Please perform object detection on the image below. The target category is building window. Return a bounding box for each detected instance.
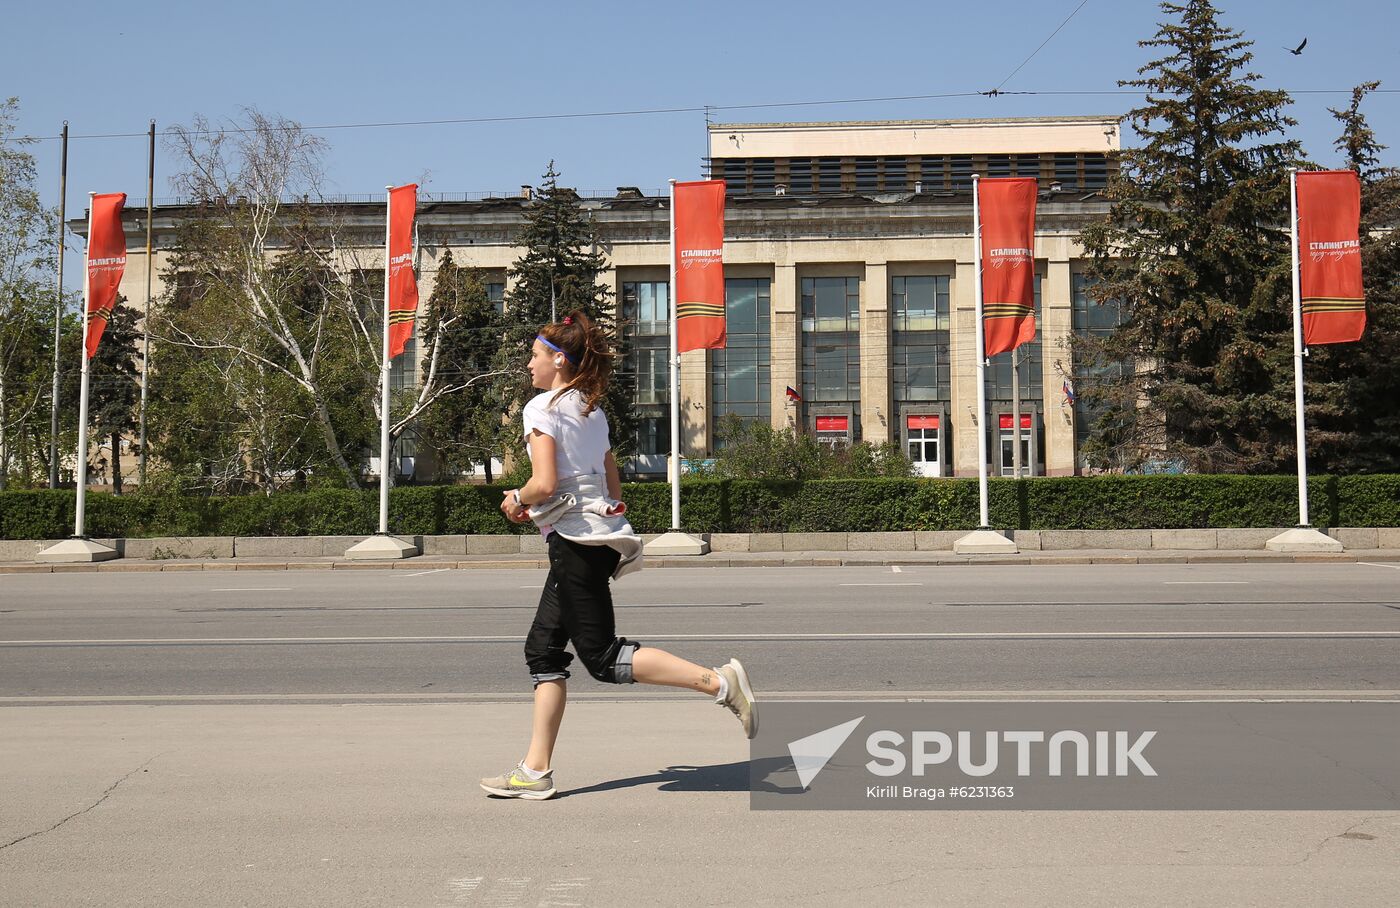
[918,156,947,190]
[350,267,417,389]
[883,157,908,192]
[855,157,879,193]
[801,275,859,333]
[979,275,1043,474]
[1014,154,1042,178]
[818,158,843,193]
[621,280,670,455]
[1071,273,1128,452]
[390,334,417,390]
[623,280,669,335]
[1082,153,1109,189]
[712,278,771,429]
[950,156,974,192]
[752,159,776,194]
[1054,153,1079,187]
[800,276,861,440]
[391,425,419,482]
[486,281,505,314]
[789,158,813,194]
[983,274,1043,403]
[892,275,951,404]
[719,160,748,195]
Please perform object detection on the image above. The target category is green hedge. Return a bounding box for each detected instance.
[3,475,1398,540]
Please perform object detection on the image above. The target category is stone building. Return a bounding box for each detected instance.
[91,114,1123,480]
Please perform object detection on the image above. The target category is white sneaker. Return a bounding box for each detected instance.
[716,658,758,738]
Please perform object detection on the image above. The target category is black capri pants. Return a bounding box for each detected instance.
[524,532,641,687]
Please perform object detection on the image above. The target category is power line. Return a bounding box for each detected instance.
[991,0,1093,94]
[15,86,1397,142]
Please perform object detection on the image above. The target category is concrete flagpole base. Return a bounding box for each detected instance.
[644,531,710,556]
[953,529,1019,555]
[344,534,420,560]
[1265,527,1343,553]
[36,537,119,563]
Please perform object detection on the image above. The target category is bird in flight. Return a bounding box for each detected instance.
[1286,37,1308,56]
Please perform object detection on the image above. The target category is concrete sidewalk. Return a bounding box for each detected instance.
[4,547,1400,573]
[2,701,1396,907]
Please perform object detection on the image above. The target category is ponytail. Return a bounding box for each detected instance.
[538,310,613,414]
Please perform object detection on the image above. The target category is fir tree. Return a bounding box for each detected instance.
[417,250,503,480]
[492,163,636,462]
[1076,0,1304,473]
[1304,82,1400,472]
[84,296,142,493]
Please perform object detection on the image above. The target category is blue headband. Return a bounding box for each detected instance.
[536,335,579,365]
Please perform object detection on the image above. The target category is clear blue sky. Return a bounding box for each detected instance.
[6,1,1397,241]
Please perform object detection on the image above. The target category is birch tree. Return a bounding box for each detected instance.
[156,109,501,489]
[158,110,374,486]
[0,97,59,490]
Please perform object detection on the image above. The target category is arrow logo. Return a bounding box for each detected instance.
[787,716,864,789]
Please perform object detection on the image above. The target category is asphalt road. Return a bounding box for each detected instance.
[2,562,1399,700]
[3,562,1399,906]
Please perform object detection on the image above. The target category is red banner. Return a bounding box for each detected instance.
[387,184,419,360]
[84,193,127,359]
[674,180,726,352]
[979,178,1038,357]
[1297,170,1365,345]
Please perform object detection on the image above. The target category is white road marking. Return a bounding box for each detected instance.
[402,568,450,578]
[445,876,484,902]
[891,565,903,573]
[1163,581,1250,585]
[7,630,1400,645]
[7,690,1400,705]
[1359,562,1400,571]
[838,582,923,587]
[209,587,292,592]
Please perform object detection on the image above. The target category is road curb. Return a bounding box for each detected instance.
[3,550,1400,574]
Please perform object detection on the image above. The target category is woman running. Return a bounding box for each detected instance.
[480,310,757,801]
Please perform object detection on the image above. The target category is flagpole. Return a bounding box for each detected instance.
[1288,168,1310,528]
[49,122,68,490]
[73,194,96,538]
[138,120,154,487]
[668,178,681,531]
[972,175,990,529]
[1011,347,1022,477]
[378,185,393,536]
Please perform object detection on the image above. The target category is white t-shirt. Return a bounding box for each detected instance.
[522,389,611,480]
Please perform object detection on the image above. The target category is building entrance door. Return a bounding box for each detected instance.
[904,413,943,478]
[997,412,1036,477]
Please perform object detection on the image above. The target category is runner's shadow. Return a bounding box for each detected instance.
[559,756,801,798]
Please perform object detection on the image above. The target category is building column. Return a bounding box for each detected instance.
[859,262,891,443]
[680,348,710,456]
[770,263,799,431]
[600,266,619,319]
[950,256,981,477]
[1042,259,1075,476]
